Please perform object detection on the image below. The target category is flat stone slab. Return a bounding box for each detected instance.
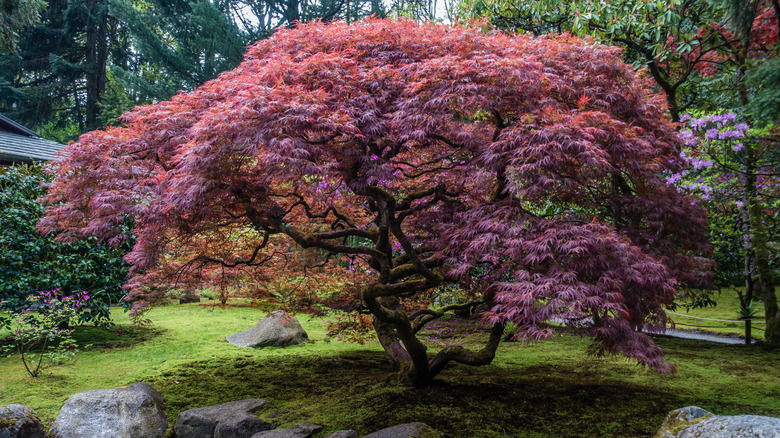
[250,423,322,438]
[322,431,358,438]
[362,423,440,438]
[226,311,308,349]
[174,399,273,438]
[677,415,780,437]
[656,406,780,438]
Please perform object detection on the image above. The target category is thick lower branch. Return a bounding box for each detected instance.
[365,279,503,386]
[373,317,412,367]
[388,256,441,283]
[363,275,443,302]
[427,322,504,377]
[283,226,385,259]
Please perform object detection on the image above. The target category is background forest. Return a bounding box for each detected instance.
[0,0,453,140]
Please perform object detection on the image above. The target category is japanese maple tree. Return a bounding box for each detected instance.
[41,19,713,386]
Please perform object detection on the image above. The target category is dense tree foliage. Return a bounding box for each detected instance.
[0,0,117,134]
[0,164,130,326]
[462,0,723,121]
[461,0,780,123]
[105,0,249,108]
[41,20,714,385]
[0,0,45,54]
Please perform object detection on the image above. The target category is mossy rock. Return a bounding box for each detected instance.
[655,406,713,438]
[0,404,45,438]
[49,382,167,438]
[226,311,308,349]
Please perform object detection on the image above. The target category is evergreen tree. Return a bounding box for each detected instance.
[2,0,383,138]
[0,0,113,135]
[0,0,47,54]
[107,0,248,102]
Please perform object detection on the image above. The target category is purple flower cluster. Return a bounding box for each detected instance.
[682,181,714,200]
[690,157,713,170]
[682,113,749,144]
[665,172,685,185]
[31,289,90,308]
[669,113,760,200]
[707,113,737,124]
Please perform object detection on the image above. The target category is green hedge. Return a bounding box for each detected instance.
[0,164,131,326]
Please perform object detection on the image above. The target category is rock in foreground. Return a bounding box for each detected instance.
[226,311,308,348]
[50,382,167,438]
[656,406,780,438]
[322,431,359,438]
[0,404,45,438]
[250,423,322,438]
[362,423,440,438]
[174,398,273,438]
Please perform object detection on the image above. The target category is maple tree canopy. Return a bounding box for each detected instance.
[41,19,713,386]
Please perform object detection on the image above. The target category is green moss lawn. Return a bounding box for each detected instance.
[1,302,778,437]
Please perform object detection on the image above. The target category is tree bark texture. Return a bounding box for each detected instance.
[743,144,779,345]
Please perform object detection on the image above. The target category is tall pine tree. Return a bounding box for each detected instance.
[0,0,113,135]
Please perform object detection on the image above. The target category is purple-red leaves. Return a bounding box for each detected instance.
[41,19,711,375]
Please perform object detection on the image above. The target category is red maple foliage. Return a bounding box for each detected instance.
[40,19,713,386]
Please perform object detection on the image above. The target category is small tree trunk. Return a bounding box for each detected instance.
[743,143,779,345]
[740,228,755,345]
[84,0,109,130]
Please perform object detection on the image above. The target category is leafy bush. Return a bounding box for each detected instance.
[0,164,131,326]
[1,290,89,377]
[672,113,779,286]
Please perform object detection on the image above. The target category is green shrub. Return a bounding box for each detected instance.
[0,164,131,326]
[1,289,89,377]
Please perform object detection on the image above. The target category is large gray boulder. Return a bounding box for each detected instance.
[174,399,273,438]
[656,406,780,438]
[250,423,322,438]
[226,311,309,348]
[362,423,440,438]
[0,404,45,438]
[49,382,167,438]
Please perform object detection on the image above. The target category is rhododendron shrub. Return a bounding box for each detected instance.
[673,113,779,343]
[41,20,713,386]
[0,164,129,327]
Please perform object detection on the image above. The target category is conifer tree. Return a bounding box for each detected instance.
[0,0,112,133]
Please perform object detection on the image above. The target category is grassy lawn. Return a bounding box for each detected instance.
[1,302,779,437]
[667,287,775,338]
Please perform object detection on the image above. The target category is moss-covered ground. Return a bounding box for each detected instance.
[1,302,778,437]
